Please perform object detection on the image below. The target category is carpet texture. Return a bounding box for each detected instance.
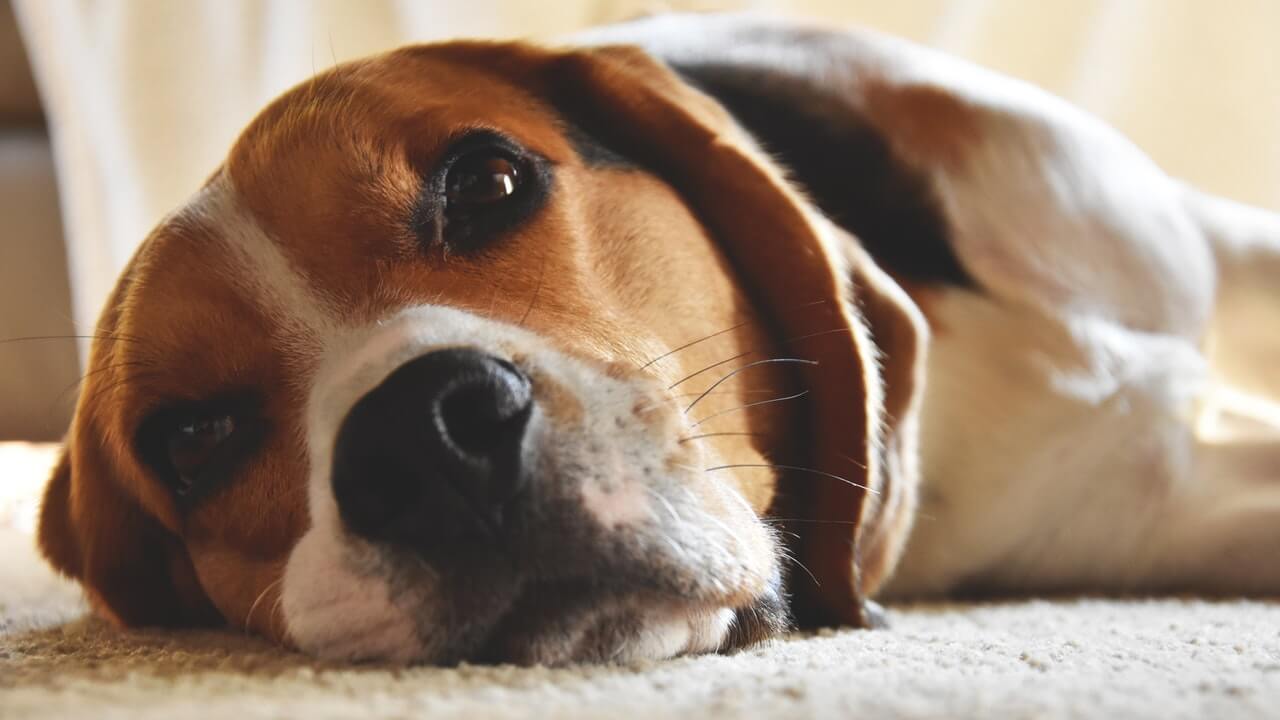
[3,442,1279,719]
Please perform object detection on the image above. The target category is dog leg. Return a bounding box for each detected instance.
[878,288,1217,599]
[1114,192,1280,595]
[1187,188,1280,405]
[1144,436,1280,595]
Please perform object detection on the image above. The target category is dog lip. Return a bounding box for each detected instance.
[453,535,785,664]
[467,578,742,665]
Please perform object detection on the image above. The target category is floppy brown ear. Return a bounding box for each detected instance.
[450,41,915,626]
[39,423,220,628]
[38,448,82,578]
[842,243,927,599]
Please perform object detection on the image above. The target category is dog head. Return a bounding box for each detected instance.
[37,40,921,664]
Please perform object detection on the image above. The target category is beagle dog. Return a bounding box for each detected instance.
[37,13,1280,665]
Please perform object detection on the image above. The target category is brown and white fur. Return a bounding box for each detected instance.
[36,12,1280,666]
[584,13,1280,599]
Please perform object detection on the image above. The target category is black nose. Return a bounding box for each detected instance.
[331,348,533,548]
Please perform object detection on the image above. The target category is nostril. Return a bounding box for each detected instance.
[438,378,531,458]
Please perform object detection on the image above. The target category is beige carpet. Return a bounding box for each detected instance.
[3,443,1279,719]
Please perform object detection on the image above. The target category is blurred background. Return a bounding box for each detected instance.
[1,0,1278,441]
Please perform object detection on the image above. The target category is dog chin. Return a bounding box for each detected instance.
[483,597,740,666]
[279,527,766,665]
[481,575,791,665]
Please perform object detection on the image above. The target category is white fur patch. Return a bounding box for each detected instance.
[177,175,340,367]
[580,479,655,530]
[281,524,426,663]
[882,290,1209,597]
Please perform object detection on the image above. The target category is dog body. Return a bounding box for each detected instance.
[37,13,1280,665]
[593,14,1280,599]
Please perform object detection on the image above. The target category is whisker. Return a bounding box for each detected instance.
[269,593,289,641]
[519,256,547,327]
[91,371,163,399]
[54,361,147,398]
[666,320,852,391]
[668,461,705,475]
[704,463,878,494]
[639,321,747,370]
[772,528,803,542]
[643,486,683,525]
[782,326,857,346]
[685,487,750,559]
[840,453,868,470]
[484,283,500,320]
[666,350,753,390]
[244,576,285,633]
[46,361,150,418]
[684,357,817,413]
[678,431,765,444]
[0,333,141,347]
[690,390,809,428]
[777,546,821,588]
[763,517,861,525]
[625,389,773,417]
[661,535,690,563]
[701,508,749,555]
[669,388,776,400]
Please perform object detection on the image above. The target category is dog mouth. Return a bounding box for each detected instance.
[398,530,791,666]
[361,488,787,666]
[284,430,788,666]
[471,581,719,666]
[473,577,787,666]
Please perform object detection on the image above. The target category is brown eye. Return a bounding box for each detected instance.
[167,415,235,486]
[416,132,550,250]
[445,152,521,209]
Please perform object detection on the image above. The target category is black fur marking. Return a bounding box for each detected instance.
[561,121,638,169]
[670,61,973,288]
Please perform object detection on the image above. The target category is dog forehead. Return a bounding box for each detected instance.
[222,46,573,209]
[219,46,579,317]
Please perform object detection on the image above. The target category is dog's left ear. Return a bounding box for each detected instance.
[39,427,222,627]
[450,42,926,626]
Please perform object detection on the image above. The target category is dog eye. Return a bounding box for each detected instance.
[416,131,551,250]
[137,397,264,504]
[445,152,522,210]
[167,415,235,492]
